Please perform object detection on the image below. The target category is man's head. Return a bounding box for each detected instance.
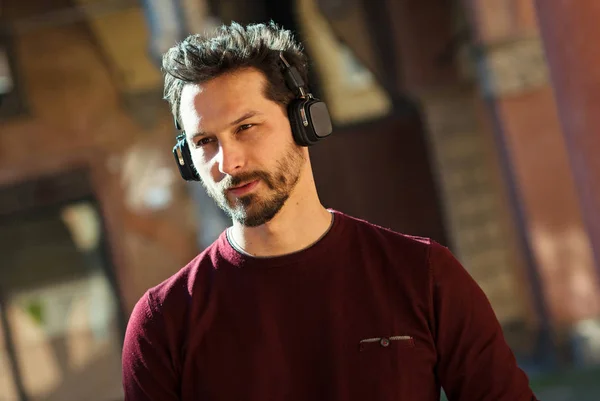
[162,22,313,227]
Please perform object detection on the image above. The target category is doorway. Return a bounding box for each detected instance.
[0,170,125,401]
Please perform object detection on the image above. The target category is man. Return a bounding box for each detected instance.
[122,21,539,401]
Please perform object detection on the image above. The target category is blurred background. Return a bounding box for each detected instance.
[0,0,599,400]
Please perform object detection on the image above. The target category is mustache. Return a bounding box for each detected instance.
[222,171,273,190]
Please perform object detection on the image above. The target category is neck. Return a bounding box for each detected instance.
[228,172,331,258]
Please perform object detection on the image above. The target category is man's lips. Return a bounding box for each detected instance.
[227,180,259,197]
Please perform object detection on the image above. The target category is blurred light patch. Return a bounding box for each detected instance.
[0,46,14,95]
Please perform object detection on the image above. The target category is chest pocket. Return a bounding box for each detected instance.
[356,335,419,401]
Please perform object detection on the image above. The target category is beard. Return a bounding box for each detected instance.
[201,144,305,227]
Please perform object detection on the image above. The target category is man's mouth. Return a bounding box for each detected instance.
[227,180,259,197]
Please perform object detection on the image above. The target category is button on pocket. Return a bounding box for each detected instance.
[359,335,414,351]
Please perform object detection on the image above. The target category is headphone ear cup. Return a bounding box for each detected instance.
[305,99,333,140]
[287,99,313,147]
[287,98,333,147]
[172,136,200,181]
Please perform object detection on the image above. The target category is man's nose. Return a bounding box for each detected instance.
[216,141,245,176]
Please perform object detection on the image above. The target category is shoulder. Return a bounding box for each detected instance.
[333,210,461,279]
[334,210,433,256]
[121,244,225,394]
[125,240,221,339]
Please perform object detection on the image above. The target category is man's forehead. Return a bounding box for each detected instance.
[179,83,203,114]
[179,79,269,128]
[179,84,204,127]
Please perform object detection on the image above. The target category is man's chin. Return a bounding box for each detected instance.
[224,194,255,211]
[239,210,280,227]
[227,202,284,227]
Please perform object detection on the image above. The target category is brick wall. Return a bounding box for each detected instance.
[419,85,534,328]
[0,16,198,312]
[465,0,600,327]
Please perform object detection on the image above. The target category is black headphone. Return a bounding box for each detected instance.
[172,52,333,182]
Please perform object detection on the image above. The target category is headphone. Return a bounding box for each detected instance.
[172,52,333,182]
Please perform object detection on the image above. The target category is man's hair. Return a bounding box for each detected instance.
[162,21,309,123]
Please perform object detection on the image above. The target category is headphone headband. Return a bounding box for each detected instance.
[279,52,308,99]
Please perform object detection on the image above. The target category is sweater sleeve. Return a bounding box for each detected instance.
[429,242,538,401]
[122,290,180,401]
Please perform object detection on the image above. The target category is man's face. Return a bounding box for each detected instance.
[179,68,306,227]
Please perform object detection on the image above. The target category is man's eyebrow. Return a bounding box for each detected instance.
[187,110,262,140]
[188,129,207,141]
[229,110,262,126]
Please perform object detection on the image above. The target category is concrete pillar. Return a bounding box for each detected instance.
[385,0,539,357]
[464,0,600,365]
[534,0,600,284]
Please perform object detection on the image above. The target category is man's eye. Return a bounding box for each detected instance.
[238,124,254,132]
[194,137,213,147]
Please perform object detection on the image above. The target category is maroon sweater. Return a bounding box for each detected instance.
[122,210,538,401]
